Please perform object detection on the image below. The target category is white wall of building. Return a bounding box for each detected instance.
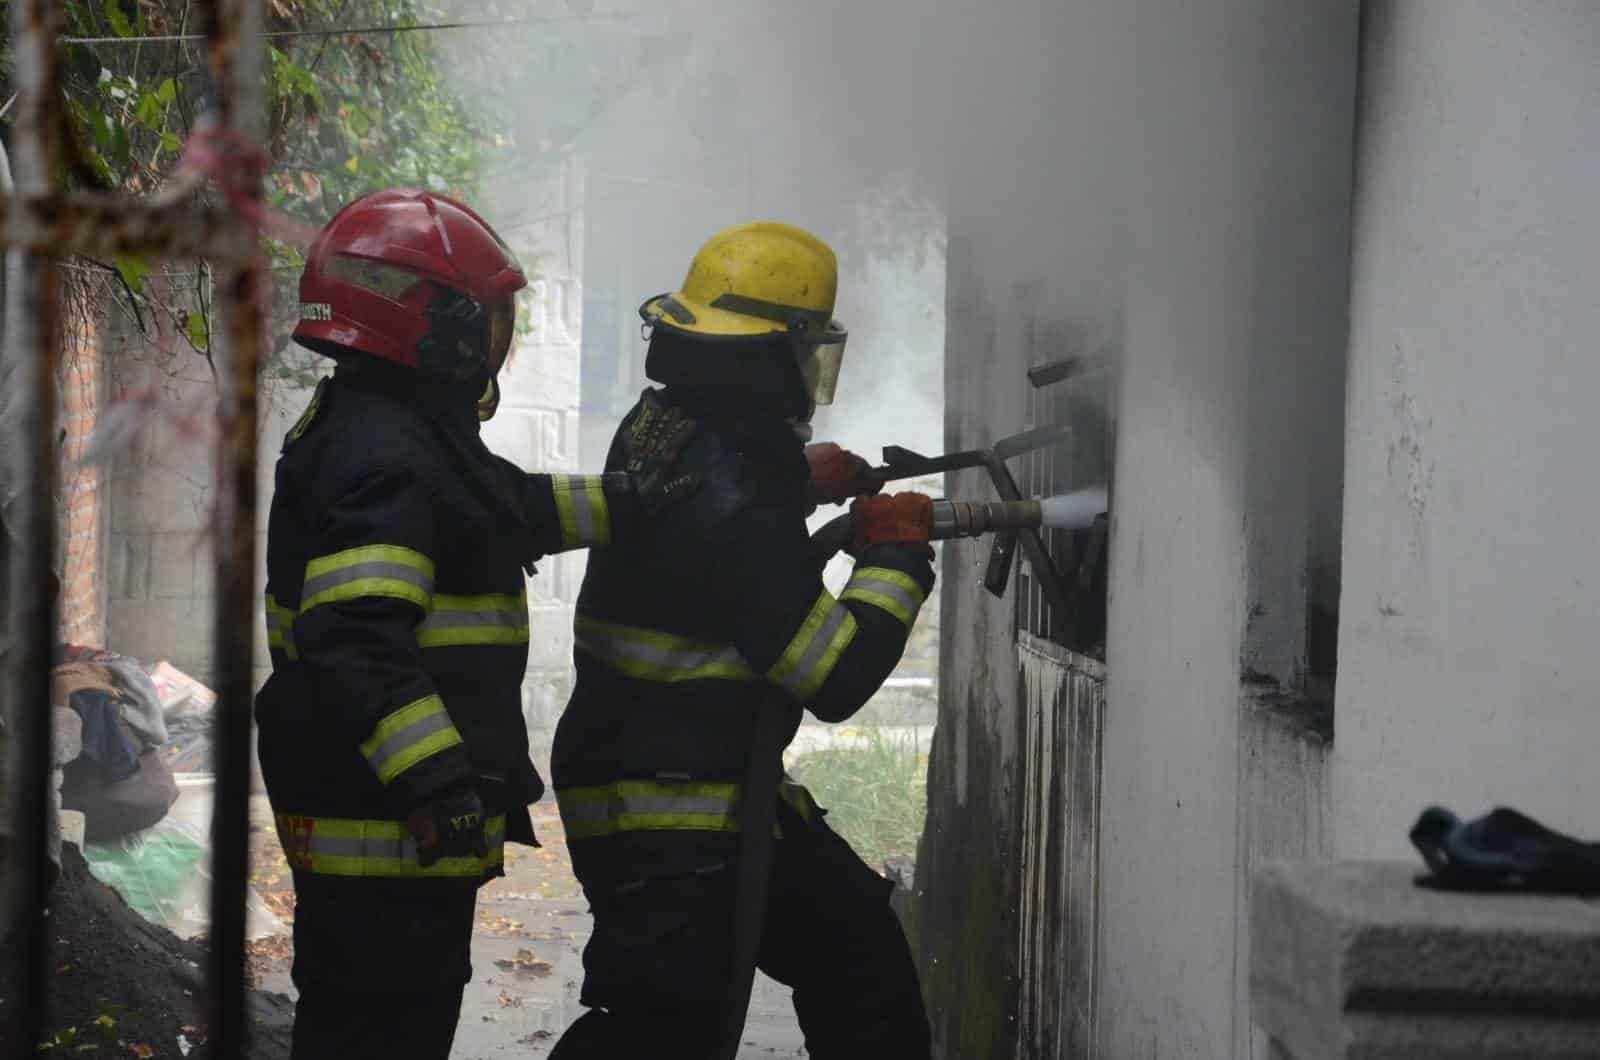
[1099,3,1358,1057]
[1334,0,1600,857]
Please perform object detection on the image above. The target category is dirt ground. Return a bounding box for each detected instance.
[246,798,807,1058]
[4,796,805,1059]
[0,843,293,1060]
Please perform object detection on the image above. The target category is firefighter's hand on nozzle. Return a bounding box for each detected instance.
[806,442,882,508]
[850,492,933,550]
[407,786,489,868]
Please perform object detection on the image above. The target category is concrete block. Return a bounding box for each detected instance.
[108,532,152,601]
[521,670,572,737]
[1252,860,1600,1059]
[150,532,203,599]
[526,610,574,670]
[111,463,213,534]
[107,597,214,670]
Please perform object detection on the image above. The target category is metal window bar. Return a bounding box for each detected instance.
[0,3,265,1057]
[1019,333,1115,652]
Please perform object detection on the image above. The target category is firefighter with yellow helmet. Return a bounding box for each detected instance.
[549,222,935,1058]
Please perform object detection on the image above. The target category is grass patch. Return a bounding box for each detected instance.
[788,727,929,870]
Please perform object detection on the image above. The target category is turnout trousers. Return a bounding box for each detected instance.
[550,803,932,1060]
[287,875,477,1060]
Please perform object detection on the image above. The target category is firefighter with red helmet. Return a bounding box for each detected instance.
[254,188,699,1058]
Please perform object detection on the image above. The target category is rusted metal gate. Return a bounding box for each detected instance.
[1,2,265,1056]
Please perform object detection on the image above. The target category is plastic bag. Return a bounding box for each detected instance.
[82,814,284,940]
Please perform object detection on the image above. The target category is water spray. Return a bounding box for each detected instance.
[931,485,1108,539]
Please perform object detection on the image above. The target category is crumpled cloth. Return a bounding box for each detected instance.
[1411,805,1600,894]
[55,647,168,749]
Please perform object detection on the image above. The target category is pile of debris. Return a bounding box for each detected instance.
[53,648,185,852]
[0,843,291,1059]
[0,648,293,1058]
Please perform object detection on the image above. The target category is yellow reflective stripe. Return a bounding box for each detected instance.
[417,591,530,648]
[359,695,463,785]
[551,474,612,549]
[275,812,505,878]
[839,566,926,630]
[574,614,757,683]
[767,592,859,702]
[556,780,742,839]
[264,594,300,660]
[301,544,434,613]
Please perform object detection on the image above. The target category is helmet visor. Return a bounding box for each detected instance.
[795,322,848,406]
[487,296,516,374]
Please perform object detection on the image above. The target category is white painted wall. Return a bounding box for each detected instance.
[1098,3,1359,1057]
[1334,0,1600,857]
[920,0,1361,1055]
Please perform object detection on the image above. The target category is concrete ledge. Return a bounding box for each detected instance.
[1252,860,1600,1059]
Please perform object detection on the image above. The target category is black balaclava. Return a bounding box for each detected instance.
[644,329,811,424]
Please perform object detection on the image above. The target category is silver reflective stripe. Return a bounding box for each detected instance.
[774,602,854,700]
[562,792,737,824]
[417,602,529,641]
[421,608,525,630]
[845,574,921,614]
[363,708,455,773]
[586,628,746,672]
[570,483,596,542]
[301,561,433,603]
[574,616,756,682]
[310,833,416,860]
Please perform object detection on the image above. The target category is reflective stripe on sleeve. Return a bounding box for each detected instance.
[551,474,612,549]
[574,615,757,683]
[275,812,505,878]
[418,591,530,648]
[264,594,299,660]
[359,694,463,785]
[766,591,859,703]
[839,566,927,630]
[300,544,434,613]
[556,780,742,839]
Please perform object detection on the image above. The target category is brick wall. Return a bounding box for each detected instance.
[57,316,104,648]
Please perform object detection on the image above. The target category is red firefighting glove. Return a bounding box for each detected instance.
[407,786,489,868]
[850,492,934,550]
[806,442,883,509]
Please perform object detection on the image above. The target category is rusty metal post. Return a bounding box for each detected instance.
[0,1,63,1053]
[199,2,266,1056]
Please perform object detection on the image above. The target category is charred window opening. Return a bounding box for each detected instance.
[1015,324,1114,658]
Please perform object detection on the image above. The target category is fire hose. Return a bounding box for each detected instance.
[715,485,1106,1059]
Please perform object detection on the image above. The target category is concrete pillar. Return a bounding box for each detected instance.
[1252,861,1600,1058]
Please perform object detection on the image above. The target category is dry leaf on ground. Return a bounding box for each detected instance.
[492,948,553,977]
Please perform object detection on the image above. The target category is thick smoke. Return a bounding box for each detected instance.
[435,0,955,461]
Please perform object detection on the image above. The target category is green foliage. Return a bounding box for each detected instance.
[0,0,501,378]
[787,727,929,869]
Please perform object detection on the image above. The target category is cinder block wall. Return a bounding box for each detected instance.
[481,159,585,757]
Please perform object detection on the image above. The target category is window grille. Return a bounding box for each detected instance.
[0,4,266,1056]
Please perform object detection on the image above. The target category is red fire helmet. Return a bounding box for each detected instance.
[292,188,527,371]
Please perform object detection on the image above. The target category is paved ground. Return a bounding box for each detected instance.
[248,799,807,1058]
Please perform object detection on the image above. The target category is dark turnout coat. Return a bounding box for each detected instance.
[256,365,630,884]
[552,388,936,881]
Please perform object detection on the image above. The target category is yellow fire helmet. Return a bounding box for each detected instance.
[639,221,849,406]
